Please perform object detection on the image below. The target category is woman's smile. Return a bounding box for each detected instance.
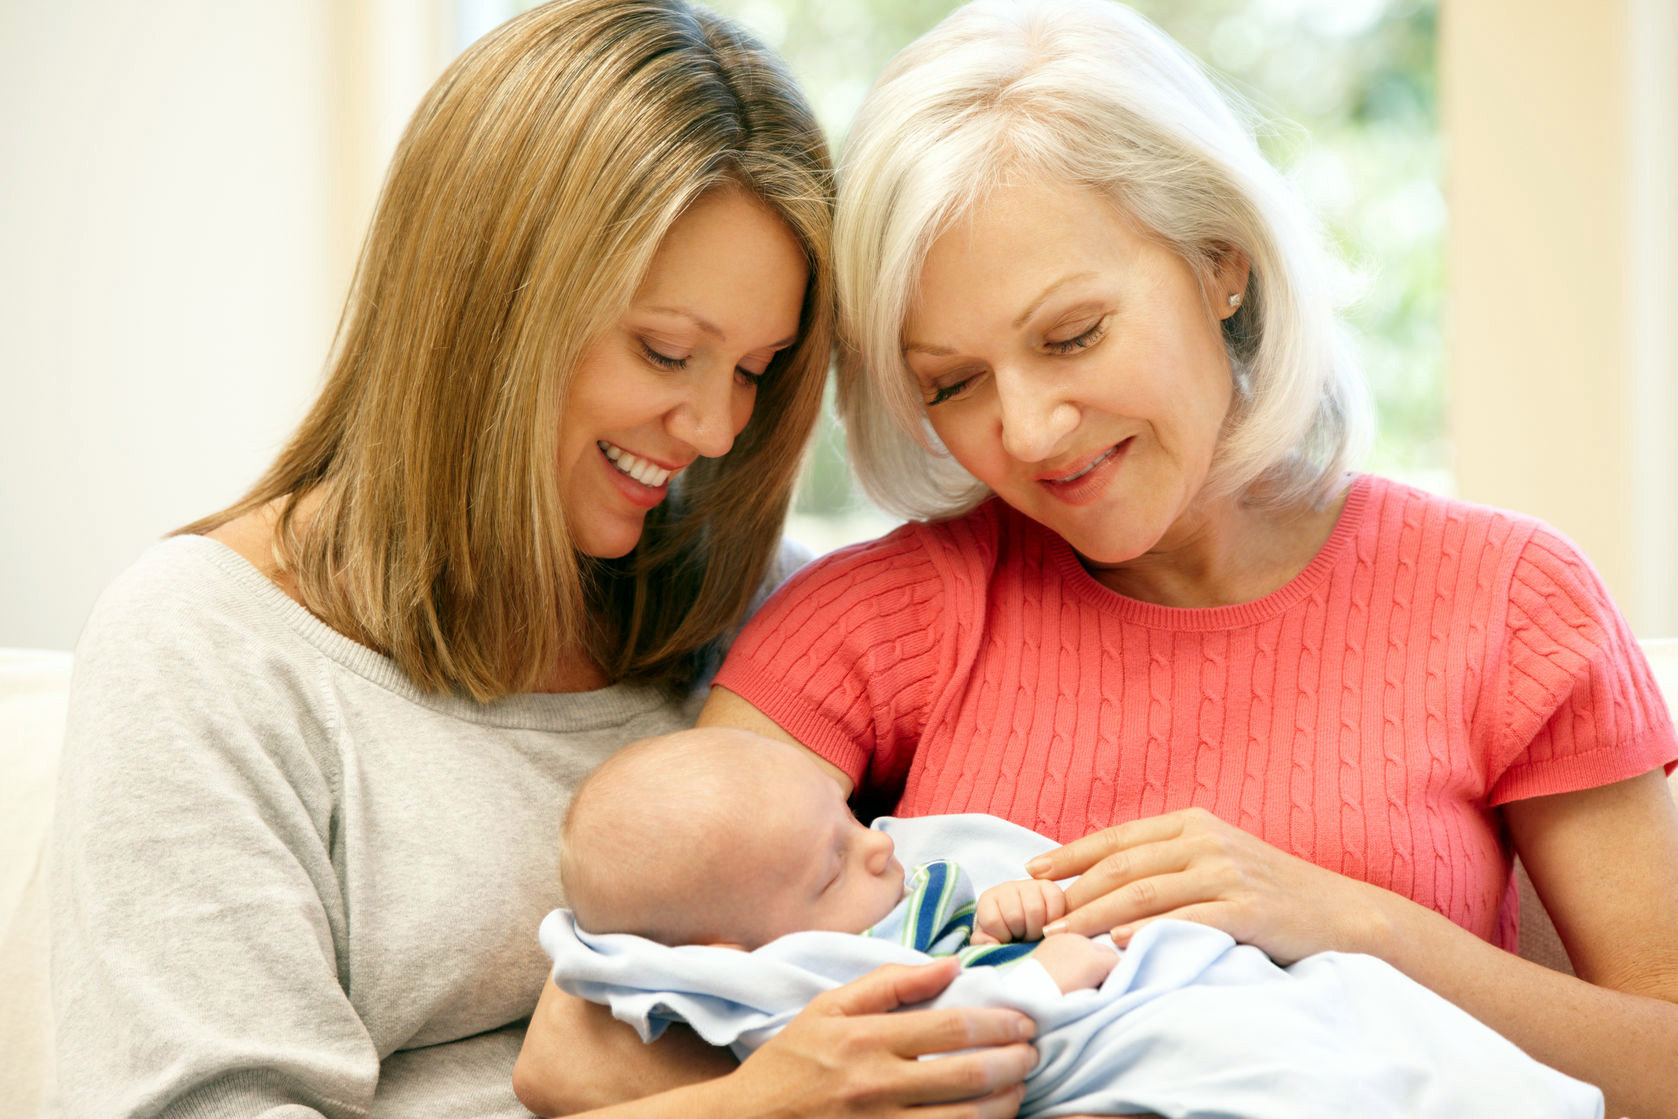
[904,177,1246,571]
[559,187,808,559]
[598,441,680,491]
[1037,438,1132,504]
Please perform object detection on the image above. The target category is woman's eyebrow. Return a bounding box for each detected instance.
[641,305,723,338]
[902,270,1102,355]
[903,339,954,356]
[642,305,797,350]
[1012,271,1098,328]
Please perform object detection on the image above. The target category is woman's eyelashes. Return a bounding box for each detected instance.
[921,318,1109,406]
[1045,317,1108,355]
[639,339,688,370]
[927,376,975,406]
[640,338,770,387]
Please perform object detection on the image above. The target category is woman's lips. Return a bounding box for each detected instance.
[597,441,671,509]
[1046,444,1120,483]
[1038,438,1132,504]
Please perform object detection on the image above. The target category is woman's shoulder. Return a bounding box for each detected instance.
[70,534,327,711]
[1351,473,1578,580]
[768,502,1009,606]
[1354,473,1627,648]
[80,534,288,648]
[1357,473,1553,538]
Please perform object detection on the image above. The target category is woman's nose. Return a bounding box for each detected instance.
[995,365,1078,462]
[667,366,748,459]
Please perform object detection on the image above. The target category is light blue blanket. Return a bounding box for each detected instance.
[543,813,1601,1118]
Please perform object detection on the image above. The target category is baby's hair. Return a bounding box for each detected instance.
[561,729,764,944]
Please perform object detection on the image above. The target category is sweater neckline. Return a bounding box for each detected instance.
[1042,473,1372,631]
[167,534,675,730]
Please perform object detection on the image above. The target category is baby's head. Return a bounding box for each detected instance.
[560,727,905,949]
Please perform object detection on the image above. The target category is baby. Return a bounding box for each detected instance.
[544,727,1604,1119]
[558,724,1118,994]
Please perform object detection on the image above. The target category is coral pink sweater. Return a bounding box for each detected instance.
[716,475,1677,948]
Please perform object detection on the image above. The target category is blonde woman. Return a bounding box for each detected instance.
[530,1,1678,1116]
[46,2,1038,1116]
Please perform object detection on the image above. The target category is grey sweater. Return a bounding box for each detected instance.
[48,536,718,1118]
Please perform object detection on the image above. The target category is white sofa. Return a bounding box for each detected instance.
[5,643,1676,1113]
[2,649,72,1115]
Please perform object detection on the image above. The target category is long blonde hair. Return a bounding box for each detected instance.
[184,0,833,700]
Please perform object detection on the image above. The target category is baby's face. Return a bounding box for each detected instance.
[702,741,905,947]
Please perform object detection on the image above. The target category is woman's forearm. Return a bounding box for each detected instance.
[1358,773,1678,1119]
[1360,891,1678,1119]
[514,979,735,1116]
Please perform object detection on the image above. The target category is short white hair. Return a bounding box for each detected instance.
[834,0,1369,519]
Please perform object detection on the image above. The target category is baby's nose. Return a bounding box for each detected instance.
[864,828,895,872]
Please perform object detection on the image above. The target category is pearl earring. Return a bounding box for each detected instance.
[1227,291,1243,310]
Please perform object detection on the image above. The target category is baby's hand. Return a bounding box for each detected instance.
[1030,932,1118,994]
[972,878,1069,945]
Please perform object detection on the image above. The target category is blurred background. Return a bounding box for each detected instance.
[3,0,1674,651]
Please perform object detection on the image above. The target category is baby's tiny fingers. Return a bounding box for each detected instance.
[1020,890,1048,938]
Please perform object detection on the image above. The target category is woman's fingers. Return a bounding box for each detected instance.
[1058,837,1194,914]
[750,964,1038,1116]
[1031,809,1369,963]
[810,960,1038,1056]
[1025,813,1189,880]
[914,1082,1029,1119]
[888,1028,1038,1104]
[815,956,965,1016]
[877,1002,1038,1058]
[1048,870,1207,938]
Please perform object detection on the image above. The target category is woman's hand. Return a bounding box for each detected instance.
[518,959,1037,1118]
[727,956,1038,1118]
[1026,807,1388,964]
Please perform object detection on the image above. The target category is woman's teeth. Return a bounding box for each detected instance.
[1055,444,1118,483]
[600,442,673,488]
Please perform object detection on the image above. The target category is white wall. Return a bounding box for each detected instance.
[0,0,448,651]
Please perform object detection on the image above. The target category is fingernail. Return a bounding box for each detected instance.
[1016,1017,1037,1041]
[1024,856,1049,875]
[1042,920,1067,936]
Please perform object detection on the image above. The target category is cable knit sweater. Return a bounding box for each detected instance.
[714,475,1678,948]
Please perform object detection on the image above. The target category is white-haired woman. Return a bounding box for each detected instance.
[49,2,1043,1116]
[527,0,1678,1115]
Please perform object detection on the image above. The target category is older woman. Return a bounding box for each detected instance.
[525,1,1678,1116]
[47,2,1041,1116]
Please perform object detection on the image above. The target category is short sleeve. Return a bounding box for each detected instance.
[712,524,957,794]
[1484,526,1678,805]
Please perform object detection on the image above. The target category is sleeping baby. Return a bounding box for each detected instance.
[541,727,1603,1118]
